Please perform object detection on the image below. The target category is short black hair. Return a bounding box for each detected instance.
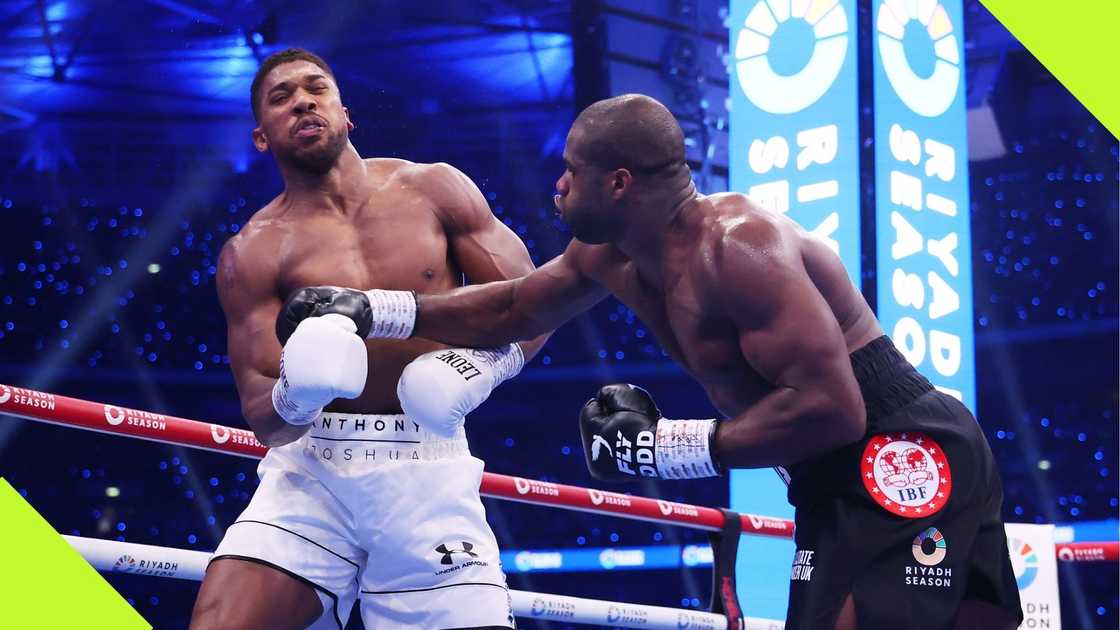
[571,94,686,175]
[250,48,336,121]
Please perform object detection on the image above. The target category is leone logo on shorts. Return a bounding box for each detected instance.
[861,432,952,518]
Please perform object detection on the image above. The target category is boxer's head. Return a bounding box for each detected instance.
[555,94,687,244]
[250,48,353,175]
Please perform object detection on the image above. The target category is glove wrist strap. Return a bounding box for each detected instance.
[271,372,322,426]
[362,290,417,339]
[655,418,721,479]
[492,343,525,383]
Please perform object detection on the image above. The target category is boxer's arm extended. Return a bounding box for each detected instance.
[413,240,610,347]
[217,237,309,447]
[426,162,553,359]
[713,223,866,468]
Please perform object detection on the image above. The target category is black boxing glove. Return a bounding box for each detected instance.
[578,384,722,482]
[276,286,417,345]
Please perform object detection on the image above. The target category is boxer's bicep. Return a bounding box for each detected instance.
[512,246,611,335]
[429,163,536,284]
[721,238,863,431]
[414,162,608,345]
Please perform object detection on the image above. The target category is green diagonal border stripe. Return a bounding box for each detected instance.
[0,478,150,629]
[980,0,1119,139]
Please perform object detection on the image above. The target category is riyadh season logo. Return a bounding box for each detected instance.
[911,527,947,566]
[210,424,230,445]
[104,404,126,426]
[657,500,699,518]
[876,0,961,117]
[512,477,560,497]
[587,488,632,508]
[529,597,575,618]
[606,604,648,624]
[0,384,10,404]
[113,554,137,572]
[735,0,850,114]
[1009,537,1039,590]
[677,611,718,630]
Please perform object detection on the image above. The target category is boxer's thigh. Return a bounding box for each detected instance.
[191,557,324,630]
[195,450,365,629]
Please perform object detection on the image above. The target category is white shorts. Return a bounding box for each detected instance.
[211,412,515,629]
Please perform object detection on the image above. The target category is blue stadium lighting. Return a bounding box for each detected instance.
[0,3,1113,626]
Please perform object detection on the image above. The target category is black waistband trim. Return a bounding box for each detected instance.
[850,336,934,419]
[230,520,361,569]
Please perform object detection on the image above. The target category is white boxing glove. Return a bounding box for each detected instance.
[397,344,524,437]
[272,313,368,425]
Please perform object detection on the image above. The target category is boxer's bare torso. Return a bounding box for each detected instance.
[218,157,538,444]
[222,159,457,413]
[571,193,882,419]
[414,190,878,465]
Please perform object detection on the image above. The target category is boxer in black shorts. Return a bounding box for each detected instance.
[784,336,1022,629]
[350,94,1024,628]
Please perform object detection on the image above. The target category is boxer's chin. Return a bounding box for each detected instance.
[567,211,622,245]
[290,131,347,175]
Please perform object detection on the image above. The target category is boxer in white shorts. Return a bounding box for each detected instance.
[190,47,549,629]
[212,415,513,628]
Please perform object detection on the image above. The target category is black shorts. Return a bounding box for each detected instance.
[783,337,1023,629]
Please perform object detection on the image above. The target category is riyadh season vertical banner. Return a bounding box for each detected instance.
[728,0,862,281]
[872,0,975,410]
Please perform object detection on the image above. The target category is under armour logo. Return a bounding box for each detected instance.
[590,435,612,461]
[435,541,478,565]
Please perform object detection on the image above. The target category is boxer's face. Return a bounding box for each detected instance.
[554,133,627,244]
[252,60,354,175]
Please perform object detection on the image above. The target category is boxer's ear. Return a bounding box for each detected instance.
[252,126,269,153]
[609,168,633,200]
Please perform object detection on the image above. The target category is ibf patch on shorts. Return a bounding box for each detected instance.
[861,432,952,518]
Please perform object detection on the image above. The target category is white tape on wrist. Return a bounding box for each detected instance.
[270,367,321,426]
[491,343,525,383]
[363,289,416,339]
[654,418,720,479]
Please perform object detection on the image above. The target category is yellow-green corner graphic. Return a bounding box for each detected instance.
[0,478,150,629]
[980,0,1119,139]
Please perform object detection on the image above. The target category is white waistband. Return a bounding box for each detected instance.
[307,412,470,461]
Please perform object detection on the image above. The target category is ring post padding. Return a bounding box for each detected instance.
[710,507,746,629]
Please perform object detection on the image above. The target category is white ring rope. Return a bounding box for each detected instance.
[65,536,786,630]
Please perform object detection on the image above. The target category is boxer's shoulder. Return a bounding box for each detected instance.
[379,160,491,230]
[362,156,416,182]
[565,240,627,280]
[380,159,462,192]
[218,208,284,290]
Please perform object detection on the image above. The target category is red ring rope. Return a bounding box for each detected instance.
[1,382,1114,560]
